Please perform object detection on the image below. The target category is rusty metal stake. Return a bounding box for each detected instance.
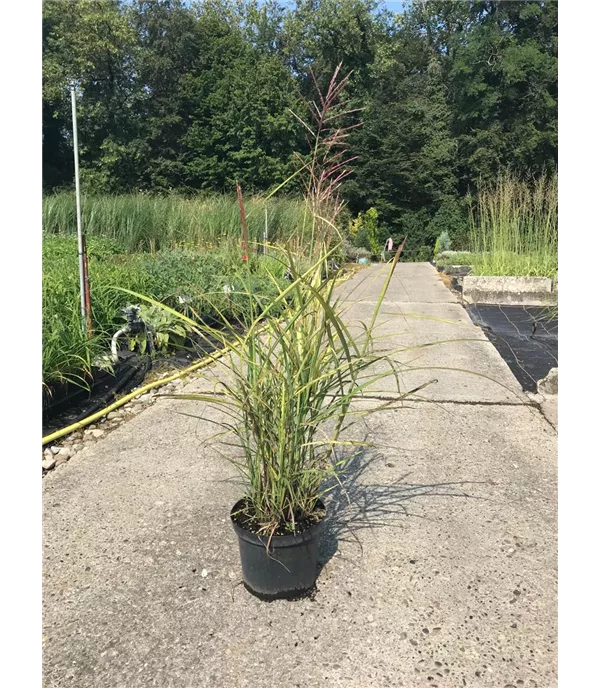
[236,183,249,262]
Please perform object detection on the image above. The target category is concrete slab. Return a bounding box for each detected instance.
[537,395,558,430]
[43,400,557,688]
[336,263,458,305]
[340,299,527,404]
[43,260,557,687]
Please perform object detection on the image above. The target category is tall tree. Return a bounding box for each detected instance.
[41,0,558,253]
[122,0,202,191]
[450,0,558,184]
[42,0,138,191]
[178,7,302,192]
[282,0,390,97]
[407,0,472,64]
[344,19,457,254]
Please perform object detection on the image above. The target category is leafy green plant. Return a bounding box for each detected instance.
[125,305,193,355]
[348,213,362,241]
[417,245,433,262]
[436,230,452,257]
[434,231,452,259]
[42,235,288,389]
[349,212,367,249]
[364,207,381,257]
[427,199,469,250]
[350,207,380,257]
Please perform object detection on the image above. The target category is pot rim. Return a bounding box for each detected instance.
[230,498,326,548]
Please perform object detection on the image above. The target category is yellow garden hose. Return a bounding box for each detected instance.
[42,347,227,446]
[42,265,361,447]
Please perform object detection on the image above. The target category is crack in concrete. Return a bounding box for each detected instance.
[530,398,558,432]
[358,393,558,433]
[355,395,534,407]
[343,300,459,305]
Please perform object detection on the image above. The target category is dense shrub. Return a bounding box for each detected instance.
[340,239,372,262]
[427,199,470,250]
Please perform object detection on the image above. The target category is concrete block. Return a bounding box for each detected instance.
[463,276,556,305]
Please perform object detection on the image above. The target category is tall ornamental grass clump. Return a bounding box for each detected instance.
[467,173,558,277]
[120,243,415,535]
[42,193,308,253]
[113,65,404,536]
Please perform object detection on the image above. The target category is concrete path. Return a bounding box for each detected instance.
[43,263,557,688]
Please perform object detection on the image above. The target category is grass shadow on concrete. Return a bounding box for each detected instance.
[317,448,486,575]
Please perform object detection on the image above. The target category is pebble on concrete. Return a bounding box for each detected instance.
[43,372,192,471]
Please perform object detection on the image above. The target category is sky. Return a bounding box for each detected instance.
[383,1,410,11]
[183,0,412,11]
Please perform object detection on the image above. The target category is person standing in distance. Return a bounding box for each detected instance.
[381,236,394,261]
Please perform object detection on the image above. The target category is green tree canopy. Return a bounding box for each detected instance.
[42,0,558,251]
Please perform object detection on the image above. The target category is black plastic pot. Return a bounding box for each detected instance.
[230,499,326,600]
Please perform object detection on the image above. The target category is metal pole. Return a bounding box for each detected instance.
[70,82,87,333]
[236,183,249,261]
[264,203,268,255]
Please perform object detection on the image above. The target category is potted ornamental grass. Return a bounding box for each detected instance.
[123,241,412,599]
[119,67,424,598]
[220,248,408,598]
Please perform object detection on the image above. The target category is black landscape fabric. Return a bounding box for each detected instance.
[466,305,558,393]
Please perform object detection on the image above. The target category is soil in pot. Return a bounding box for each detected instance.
[231,498,326,601]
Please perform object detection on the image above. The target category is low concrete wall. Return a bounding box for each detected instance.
[463,276,558,306]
